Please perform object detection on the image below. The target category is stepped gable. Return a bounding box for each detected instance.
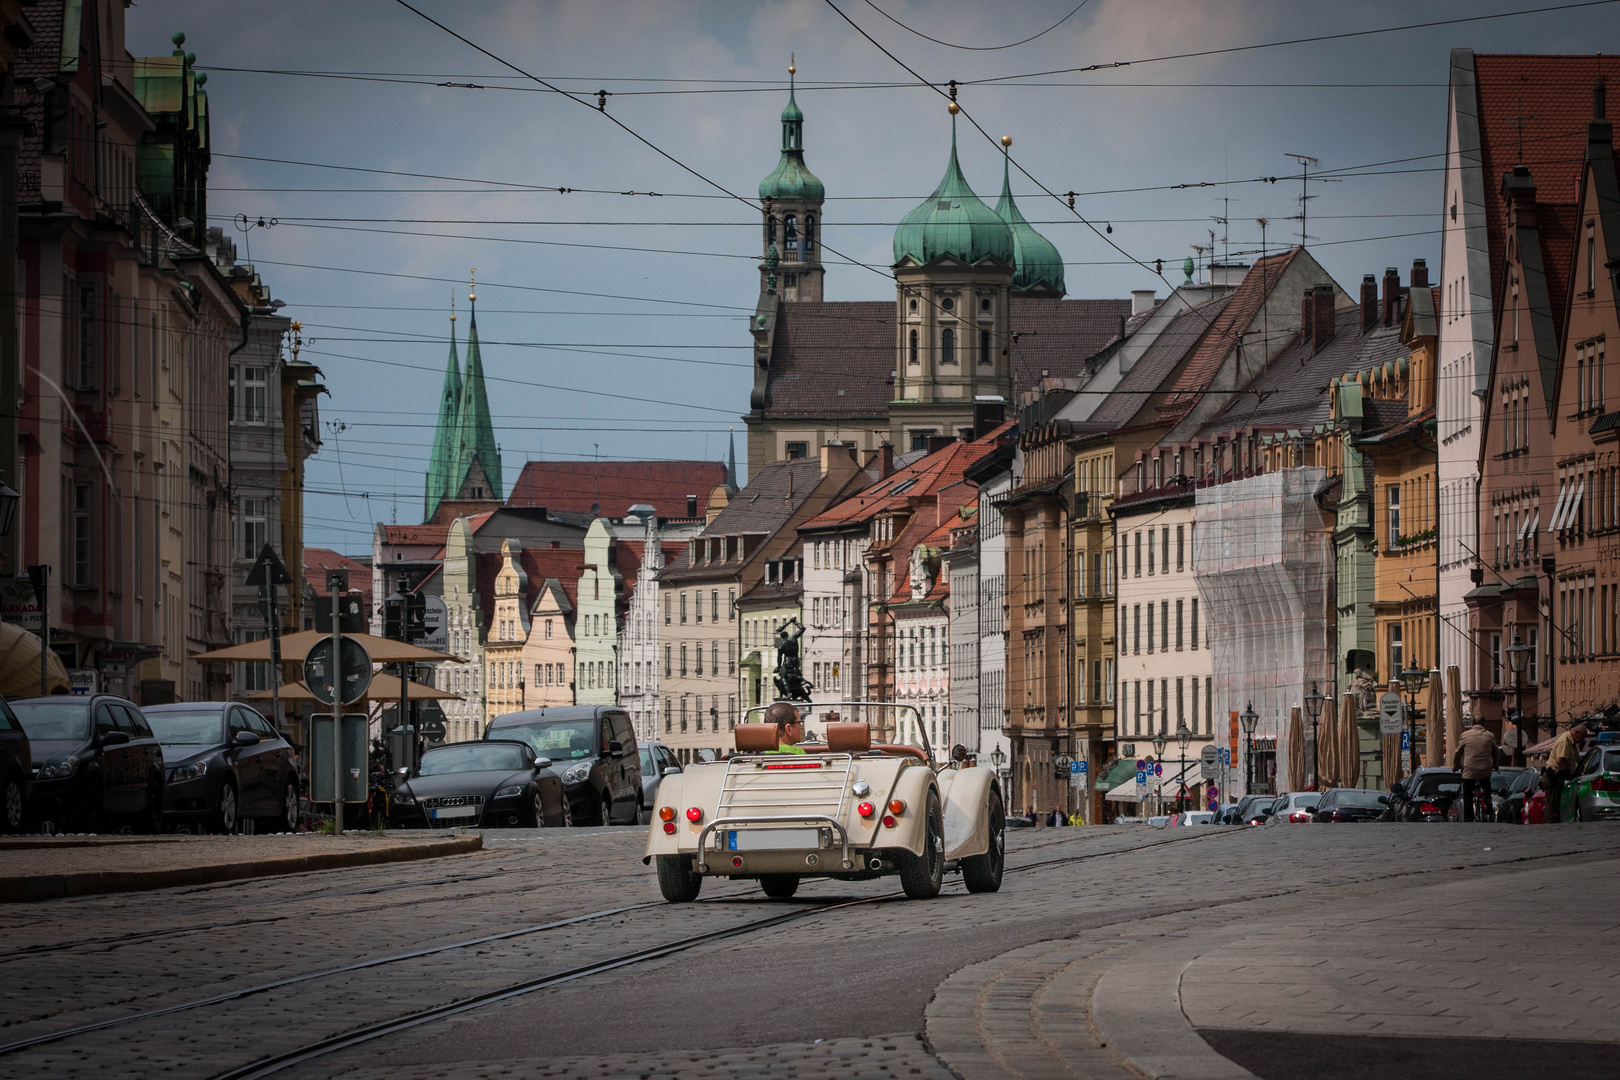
[506,461,727,519]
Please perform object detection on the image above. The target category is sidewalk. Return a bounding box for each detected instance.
[0,831,483,902]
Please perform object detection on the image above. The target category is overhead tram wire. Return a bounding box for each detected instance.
[859,0,1093,51]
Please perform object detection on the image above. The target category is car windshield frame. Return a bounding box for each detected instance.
[418,743,530,776]
[144,709,225,746]
[490,718,598,760]
[9,700,91,742]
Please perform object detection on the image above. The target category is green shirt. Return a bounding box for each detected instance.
[770,742,807,754]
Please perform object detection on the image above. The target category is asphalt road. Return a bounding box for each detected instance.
[1,822,1614,1080]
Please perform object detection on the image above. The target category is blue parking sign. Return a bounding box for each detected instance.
[1400,731,1410,750]
[1136,769,1147,785]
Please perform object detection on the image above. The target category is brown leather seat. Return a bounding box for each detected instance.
[825,722,871,754]
[873,743,930,762]
[732,725,780,753]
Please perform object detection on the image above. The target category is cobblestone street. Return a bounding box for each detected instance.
[0,824,1614,1079]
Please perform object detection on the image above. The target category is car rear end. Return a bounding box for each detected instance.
[1575,741,1620,821]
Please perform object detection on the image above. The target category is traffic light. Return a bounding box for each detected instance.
[383,595,404,641]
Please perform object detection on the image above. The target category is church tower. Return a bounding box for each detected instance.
[889,103,1015,448]
[449,274,502,502]
[424,298,463,522]
[758,57,824,302]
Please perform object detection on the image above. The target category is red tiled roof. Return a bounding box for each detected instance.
[380,523,450,547]
[1153,250,1300,427]
[303,547,368,575]
[1537,200,1577,339]
[1472,55,1620,312]
[799,438,996,531]
[507,461,727,518]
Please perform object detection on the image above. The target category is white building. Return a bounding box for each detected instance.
[575,519,623,706]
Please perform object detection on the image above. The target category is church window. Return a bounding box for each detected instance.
[909,329,919,367]
[909,298,918,314]
[804,214,815,252]
[941,327,955,365]
[766,215,775,245]
[784,214,798,254]
[980,297,991,312]
[786,441,808,459]
[979,328,991,365]
[941,296,954,312]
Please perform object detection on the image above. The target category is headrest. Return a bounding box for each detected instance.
[732,725,780,753]
[825,722,872,754]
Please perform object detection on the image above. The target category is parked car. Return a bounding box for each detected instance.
[1174,811,1215,826]
[143,702,299,833]
[392,740,568,828]
[1559,732,1620,822]
[639,740,682,812]
[1146,815,1170,827]
[1233,793,1275,824]
[485,706,643,825]
[1495,767,1543,824]
[1263,792,1321,824]
[1310,788,1389,822]
[14,696,165,832]
[1443,766,1538,822]
[0,696,30,833]
[1382,768,1462,821]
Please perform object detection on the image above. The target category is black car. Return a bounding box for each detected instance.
[143,702,299,833]
[1382,768,1462,821]
[0,696,30,833]
[485,706,643,826]
[14,695,165,832]
[1232,793,1275,824]
[1494,766,1543,824]
[391,740,568,828]
[1310,788,1390,822]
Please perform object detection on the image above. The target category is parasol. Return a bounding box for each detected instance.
[1341,692,1361,788]
[1445,666,1465,768]
[1426,668,1447,767]
[0,623,70,696]
[1317,695,1339,790]
[192,629,459,665]
[244,671,462,703]
[1287,706,1306,791]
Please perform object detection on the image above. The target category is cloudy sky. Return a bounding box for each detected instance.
[127,0,1620,554]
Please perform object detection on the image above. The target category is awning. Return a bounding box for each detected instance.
[1095,758,1137,791]
[244,672,462,703]
[1564,477,1586,532]
[192,630,460,665]
[0,623,70,696]
[1105,784,1144,803]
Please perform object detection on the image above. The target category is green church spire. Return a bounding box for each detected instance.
[450,274,502,502]
[423,296,463,522]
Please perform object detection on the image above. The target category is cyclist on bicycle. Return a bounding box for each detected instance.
[1452,718,1501,822]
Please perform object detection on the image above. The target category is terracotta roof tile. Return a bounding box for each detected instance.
[799,438,995,531]
[1153,249,1300,426]
[507,461,728,518]
[1472,55,1620,311]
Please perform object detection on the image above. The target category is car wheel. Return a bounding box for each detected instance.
[137,776,165,834]
[627,801,645,827]
[759,874,799,899]
[2,774,23,834]
[600,792,613,827]
[962,788,1005,894]
[274,779,300,833]
[216,782,239,835]
[528,790,546,828]
[560,795,575,828]
[898,789,944,900]
[1573,800,1585,823]
[656,853,702,903]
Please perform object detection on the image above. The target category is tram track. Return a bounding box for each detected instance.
[0,826,1232,1076]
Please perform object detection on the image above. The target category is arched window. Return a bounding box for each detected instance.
[909,329,919,367]
[765,214,775,245]
[980,328,991,365]
[784,214,798,254]
[804,214,815,252]
[941,327,955,365]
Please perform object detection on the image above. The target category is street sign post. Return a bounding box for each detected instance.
[1200,744,1219,780]
[303,637,373,706]
[1378,692,1405,734]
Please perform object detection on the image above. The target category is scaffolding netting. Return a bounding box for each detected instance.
[1195,468,1333,794]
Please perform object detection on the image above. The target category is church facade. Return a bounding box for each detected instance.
[744,80,1130,467]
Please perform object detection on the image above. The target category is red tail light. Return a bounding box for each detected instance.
[1592,777,1620,792]
[857,801,875,818]
[658,806,676,822]
[1419,802,1439,815]
[662,821,676,835]
[685,807,703,823]
[1289,811,1311,823]
[1329,811,1343,821]
[881,814,897,828]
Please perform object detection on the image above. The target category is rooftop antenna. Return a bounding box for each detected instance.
[1504,95,1537,163]
[1284,153,1318,246]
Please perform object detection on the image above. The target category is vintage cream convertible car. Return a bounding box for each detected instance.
[643,703,1005,902]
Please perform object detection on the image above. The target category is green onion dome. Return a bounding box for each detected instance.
[893,116,1014,268]
[994,155,1065,296]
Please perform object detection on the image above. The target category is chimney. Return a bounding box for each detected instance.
[1382,266,1401,327]
[1131,289,1157,315]
[973,399,1005,439]
[1360,274,1379,333]
[1410,258,1429,289]
[926,435,956,455]
[1300,291,1314,347]
[1209,263,1250,288]
[1312,285,1337,349]
[686,494,698,519]
[866,444,895,478]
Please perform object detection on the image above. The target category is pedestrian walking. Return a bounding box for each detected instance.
[1543,722,1588,823]
[1451,718,1500,821]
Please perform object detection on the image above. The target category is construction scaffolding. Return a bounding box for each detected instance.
[1195,469,1334,795]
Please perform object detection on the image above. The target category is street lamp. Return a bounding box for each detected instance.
[1240,701,1259,796]
[1399,664,1428,776]
[1151,731,1167,814]
[990,744,1009,805]
[1174,721,1192,812]
[1303,681,1327,790]
[1506,633,1532,766]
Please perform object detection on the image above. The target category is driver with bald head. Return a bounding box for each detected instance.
[763,701,806,754]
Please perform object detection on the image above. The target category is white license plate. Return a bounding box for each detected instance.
[726,828,820,851]
[431,805,476,819]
